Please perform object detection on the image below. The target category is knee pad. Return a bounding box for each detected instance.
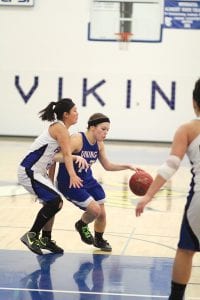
[41,196,63,219]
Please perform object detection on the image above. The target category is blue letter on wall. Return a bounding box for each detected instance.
[82,78,106,106]
[151,81,176,110]
[15,76,39,103]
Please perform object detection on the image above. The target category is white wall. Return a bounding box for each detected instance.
[0,0,199,141]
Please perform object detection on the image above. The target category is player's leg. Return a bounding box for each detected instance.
[93,204,112,252]
[42,217,55,237]
[94,203,106,232]
[20,172,63,254]
[40,216,64,254]
[81,200,101,223]
[88,184,112,251]
[169,190,199,300]
[75,199,101,245]
[169,248,195,300]
[62,185,100,245]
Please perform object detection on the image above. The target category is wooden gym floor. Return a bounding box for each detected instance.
[0,137,199,299]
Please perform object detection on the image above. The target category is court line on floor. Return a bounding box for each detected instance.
[0,287,199,299]
[120,226,136,255]
[0,287,169,298]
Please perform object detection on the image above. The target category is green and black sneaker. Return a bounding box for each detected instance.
[40,237,64,254]
[20,232,43,255]
[75,221,94,245]
[93,238,112,252]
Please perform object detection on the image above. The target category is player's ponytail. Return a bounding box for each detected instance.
[39,98,75,121]
[39,102,57,121]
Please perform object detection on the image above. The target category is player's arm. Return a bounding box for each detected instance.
[135,124,189,217]
[50,124,83,188]
[53,133,89,169]
[98,142,136,171]
[169,124,189,159]
[70,133,89,169]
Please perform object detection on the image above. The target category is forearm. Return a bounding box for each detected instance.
[145,174,166,199]
[135,174,166,217]
[104,162,133,171]
[63,155,76,176]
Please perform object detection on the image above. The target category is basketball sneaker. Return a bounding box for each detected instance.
[75,221,94,245]
[40,237,64,254]
[20,232,43,255]
[93,237,112,252]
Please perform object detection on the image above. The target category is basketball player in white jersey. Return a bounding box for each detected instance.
[18,98,87,255]
[136,78,200,300]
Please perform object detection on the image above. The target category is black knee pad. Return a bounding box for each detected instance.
[41,196,63,219]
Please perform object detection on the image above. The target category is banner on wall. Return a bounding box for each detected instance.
[164,0,200,29]
[0,0,34,6]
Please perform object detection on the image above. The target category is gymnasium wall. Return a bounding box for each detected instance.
[0,0,199,142]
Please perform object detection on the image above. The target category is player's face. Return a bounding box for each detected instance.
[67,106,78,125]
[94,122,110,141]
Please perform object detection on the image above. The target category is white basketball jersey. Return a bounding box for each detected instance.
[20,121,64,174]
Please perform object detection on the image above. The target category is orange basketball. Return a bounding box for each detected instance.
[129,170,153,196]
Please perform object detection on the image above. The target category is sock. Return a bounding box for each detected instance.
[42,230,51,239]
[95,231,103,240]
[77,219,87,228]
[169,281,186,300]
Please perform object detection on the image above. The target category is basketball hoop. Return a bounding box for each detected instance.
[115,32,133,50]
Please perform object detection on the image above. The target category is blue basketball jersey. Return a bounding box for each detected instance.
[56,132,106,207]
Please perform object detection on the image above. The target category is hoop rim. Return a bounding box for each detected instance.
[115,32,133,42]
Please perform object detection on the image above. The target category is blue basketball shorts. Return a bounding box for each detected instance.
[178,189,200,251]
[59,181,106,210]
[18,166,62,203]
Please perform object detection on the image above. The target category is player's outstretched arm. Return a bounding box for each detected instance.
[98,142,138,171]
[135,174,166,217]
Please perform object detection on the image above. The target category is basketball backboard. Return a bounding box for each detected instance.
[88,0,164,44]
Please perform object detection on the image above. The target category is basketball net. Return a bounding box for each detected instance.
[115,32,133,51]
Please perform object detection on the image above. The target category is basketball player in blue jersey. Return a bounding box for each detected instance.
[18,98,88,255]
[55,113,136,251]
[136,78,200,300]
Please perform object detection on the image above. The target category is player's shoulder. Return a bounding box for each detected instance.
[70,132,82,140]
[173,121,198,144]
[175,121,193,134]
[49,120,68,139]
[49,121,67,135]
[183,119,199,131]
[70,132,83,147]
[50,120,65,128]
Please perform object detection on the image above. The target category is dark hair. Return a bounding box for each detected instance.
[87,113,110,129]
[38,98,75,121]
[193,78,200,108]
